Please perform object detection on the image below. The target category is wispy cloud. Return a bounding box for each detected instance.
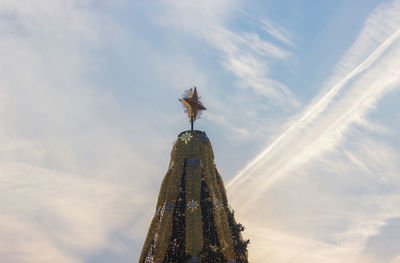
[155,0,300,140]
[228,0,400,262]
[262,18,295,47]
[228,26,400,192]
[237,132,400,263]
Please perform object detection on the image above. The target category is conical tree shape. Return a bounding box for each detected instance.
[140,130,249,263]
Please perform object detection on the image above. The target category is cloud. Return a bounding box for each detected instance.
[0,162,152,262]
[0,1,161,262]
[227,0,400,262]
[328,0,400,86]
[2,1,400,262]
[234,132,400,263]
[228,25,400,191]
[262,18,295,47]
[150,0,301,145]
[228,1,400,197]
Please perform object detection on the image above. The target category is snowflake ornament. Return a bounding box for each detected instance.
[214,199,224,210]
[187,199,199,212]
[180,131,193,144]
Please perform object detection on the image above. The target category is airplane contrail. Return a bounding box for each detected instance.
[227,27,400,189]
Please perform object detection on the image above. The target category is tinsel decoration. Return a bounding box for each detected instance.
[139,130,249,263]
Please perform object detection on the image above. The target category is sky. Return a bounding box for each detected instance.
[0,0,400,262]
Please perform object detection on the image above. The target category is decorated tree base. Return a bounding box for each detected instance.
[140,130,249,263]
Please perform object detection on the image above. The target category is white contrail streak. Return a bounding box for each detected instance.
[227,27,400,189]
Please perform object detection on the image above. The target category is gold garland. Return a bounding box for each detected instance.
[202,140,235,261]
[184,132,204,257]
[153,138,185,261]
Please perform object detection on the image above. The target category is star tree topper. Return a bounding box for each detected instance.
[179,87,206,130]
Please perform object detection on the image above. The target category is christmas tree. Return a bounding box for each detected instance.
[140,88,249,263]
